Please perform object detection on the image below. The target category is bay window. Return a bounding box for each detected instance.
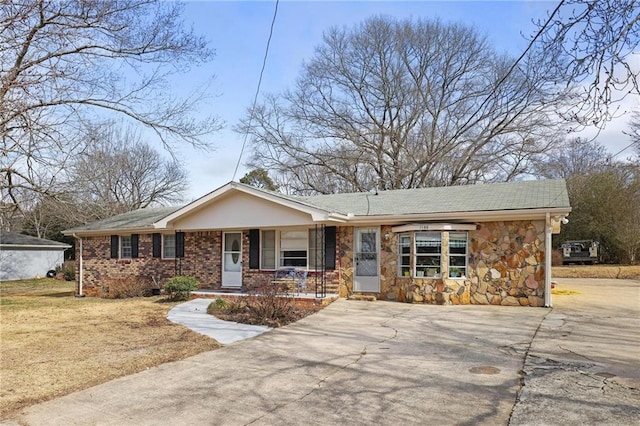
[398,234,411,277]
[415,232,441,278]
[448,232,468,278]
[396,231,468,279]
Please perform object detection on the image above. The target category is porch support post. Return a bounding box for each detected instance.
[74,234,84,297]
[544,212,552,307]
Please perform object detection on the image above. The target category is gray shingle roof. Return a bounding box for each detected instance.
[64,206,183,234]
[63,179,569,233]
[302,179,570,216]
[0,232,71,248]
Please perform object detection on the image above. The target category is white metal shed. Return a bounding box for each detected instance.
[0,232,71,281]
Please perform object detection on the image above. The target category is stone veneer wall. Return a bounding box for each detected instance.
[338,226,354,298]
[342,221,546,307]
[467,221,546,307]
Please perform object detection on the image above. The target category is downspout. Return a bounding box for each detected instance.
[544,213,552,307]
[73,234,84,297]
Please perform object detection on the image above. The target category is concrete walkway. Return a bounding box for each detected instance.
[166,298,270,345]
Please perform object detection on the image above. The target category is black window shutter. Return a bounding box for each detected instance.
[110,235,119,258]
[249,229,260,269]
[131,234,139,258]
[324,226,336,270]
[152,233,161,258]
[176,232,185,258]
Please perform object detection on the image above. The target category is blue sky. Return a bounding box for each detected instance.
[169,0,636,200]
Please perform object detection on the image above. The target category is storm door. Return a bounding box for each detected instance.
[222,232,242,287]
[354,227,380,292]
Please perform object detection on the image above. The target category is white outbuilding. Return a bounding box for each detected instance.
[0,232,71,281]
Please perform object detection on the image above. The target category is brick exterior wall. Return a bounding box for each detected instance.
[76,228,343,296]
[241,229,342,294]
[76,221,547,306]
[77,234,178,296]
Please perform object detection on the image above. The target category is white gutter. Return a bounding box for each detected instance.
[336,207,572,225]
[73,234,84,297]
[544,212,552,307]
[0,244,71,249]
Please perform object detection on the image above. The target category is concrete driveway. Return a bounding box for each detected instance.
[510,278,640,425]
[8,279,639,425]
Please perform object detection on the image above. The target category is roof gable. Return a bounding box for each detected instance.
[154,182,340,229]
[167,190,323,230]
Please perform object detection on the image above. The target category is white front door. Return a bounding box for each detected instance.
[222,232,242,288]
[354,227,380,292]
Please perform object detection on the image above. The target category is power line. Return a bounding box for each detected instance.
[232,0,280,181]
[457,0,566,132]
[612,140,638,158]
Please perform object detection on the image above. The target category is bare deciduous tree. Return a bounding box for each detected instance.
[238,17,568,194]
[625,111,640,156]
[533,0,640,128]
[534,137,613,179]
[1,0,220,216]
[68,124,188,221]
[13,122,189,238]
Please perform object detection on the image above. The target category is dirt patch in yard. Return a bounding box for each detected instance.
[0,279,220,419]
[553,265,640,280]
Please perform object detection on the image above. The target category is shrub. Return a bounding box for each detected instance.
[164,276,199,300]
[245,279,297,324]
[102,277,154,299]
[208,278,302,327]
[62,265,75,281]
[208,298,228,313]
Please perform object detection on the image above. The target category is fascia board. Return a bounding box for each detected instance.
[392,223,478,232]
[0,244,72,249]
[62,227,156,237]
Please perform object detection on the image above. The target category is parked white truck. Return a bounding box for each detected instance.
[561,240,600,265]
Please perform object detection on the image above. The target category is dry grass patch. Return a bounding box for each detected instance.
[0,279,219,419]
[551,289,581,295]
[553,265,640,280]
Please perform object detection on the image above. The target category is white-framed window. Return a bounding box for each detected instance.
[120,235,132,259]
[398,234,411,277]
[280,230,308,267]
[396,230,469,278]
[261,230,276,269]
[415,232,441,278]
[308,228,324,269]
[259,228,325,269]
[448,232,468,278]
[163,234,176,259]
